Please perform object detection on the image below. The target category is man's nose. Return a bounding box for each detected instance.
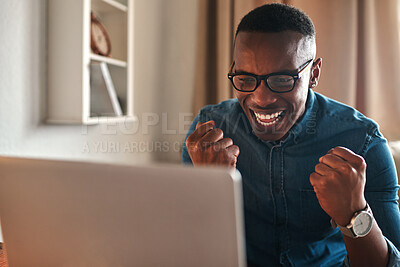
[251,80,278,107]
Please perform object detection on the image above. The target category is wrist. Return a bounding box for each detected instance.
[331,203,374,238]
[334,199,367,226]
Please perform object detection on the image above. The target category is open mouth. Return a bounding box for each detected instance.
[252,110,285,126]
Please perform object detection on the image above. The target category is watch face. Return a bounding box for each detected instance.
[91,23,110,56]
[353,211,373,237]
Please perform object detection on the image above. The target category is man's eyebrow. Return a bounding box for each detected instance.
[232,68,253,74]
[233,67,298,75]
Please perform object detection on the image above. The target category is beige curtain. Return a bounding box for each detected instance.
[292,0,400,140]
[193,0,400,140]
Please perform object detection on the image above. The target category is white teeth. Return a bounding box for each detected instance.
[254,111,283,126]
[256,117,275,126]
[254,111,282,119]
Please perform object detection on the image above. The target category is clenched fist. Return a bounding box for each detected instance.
[310,146,367,226]
[186,120,240,167]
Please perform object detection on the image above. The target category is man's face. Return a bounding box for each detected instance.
[234,31,314,141]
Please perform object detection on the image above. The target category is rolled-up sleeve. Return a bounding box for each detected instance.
[362,130,400,250]
[343,128,400,266]
[386,237,400,266]
[343,237,400,266]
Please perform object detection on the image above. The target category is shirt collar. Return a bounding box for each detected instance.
[288,88,318,144]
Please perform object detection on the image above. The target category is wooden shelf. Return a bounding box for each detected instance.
[47,0,134,125]
[85,115,138,125]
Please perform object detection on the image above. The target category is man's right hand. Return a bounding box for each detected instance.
[186,120,240,167]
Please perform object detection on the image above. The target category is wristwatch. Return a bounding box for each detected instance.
[330,203,374,238]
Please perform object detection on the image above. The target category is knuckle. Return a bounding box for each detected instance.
[191,142,201,152]
[225,137,233,145]
[186,134,194,144]
[234,145,240,155]
[329,171,339,180]
[215,142,224,151]
[220,138,232,148]
[310,174,321,187]
[309,173,317,183]
[213,128,223,137]
[350,167,359,177]
[206,144,216,153]
[357,156,366,168]
[338,163,351,174]
[186,139,195,149]
[314,163,323,172]
[229,145,240,157]
[351,153,363,163]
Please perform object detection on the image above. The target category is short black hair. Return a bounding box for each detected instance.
[235,3,315,38]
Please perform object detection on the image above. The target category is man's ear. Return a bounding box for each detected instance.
[309,58,322,88]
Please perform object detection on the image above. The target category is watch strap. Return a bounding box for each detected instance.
[330,203,373,238]
[337,221,357,238]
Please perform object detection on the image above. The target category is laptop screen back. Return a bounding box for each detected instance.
[0,157,246,267]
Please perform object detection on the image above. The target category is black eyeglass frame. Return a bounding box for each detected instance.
[227,59,314,93]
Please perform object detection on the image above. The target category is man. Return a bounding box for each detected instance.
[182,3,400,267]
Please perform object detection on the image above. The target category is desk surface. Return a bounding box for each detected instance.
[0,244,8,267]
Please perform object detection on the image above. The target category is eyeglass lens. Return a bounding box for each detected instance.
[232,74,295,92]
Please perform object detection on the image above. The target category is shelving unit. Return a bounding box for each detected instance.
[47,0,135,124]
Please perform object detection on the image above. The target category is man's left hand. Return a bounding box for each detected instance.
[310,146,367,226]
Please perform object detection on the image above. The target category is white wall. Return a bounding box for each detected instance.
[0,0,198,164]
[134,0,198,163]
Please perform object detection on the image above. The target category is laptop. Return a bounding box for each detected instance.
[0,156,246,267]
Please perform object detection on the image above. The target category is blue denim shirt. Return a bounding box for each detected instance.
[182,89,400,266]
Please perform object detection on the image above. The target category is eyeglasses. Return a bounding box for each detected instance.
[227,59,314,93]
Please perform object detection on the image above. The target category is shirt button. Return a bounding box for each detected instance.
[274,187,281,193]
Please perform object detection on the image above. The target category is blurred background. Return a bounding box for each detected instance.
[1,0,400,167]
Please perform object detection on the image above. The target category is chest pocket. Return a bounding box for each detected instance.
[300,189,332,233]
